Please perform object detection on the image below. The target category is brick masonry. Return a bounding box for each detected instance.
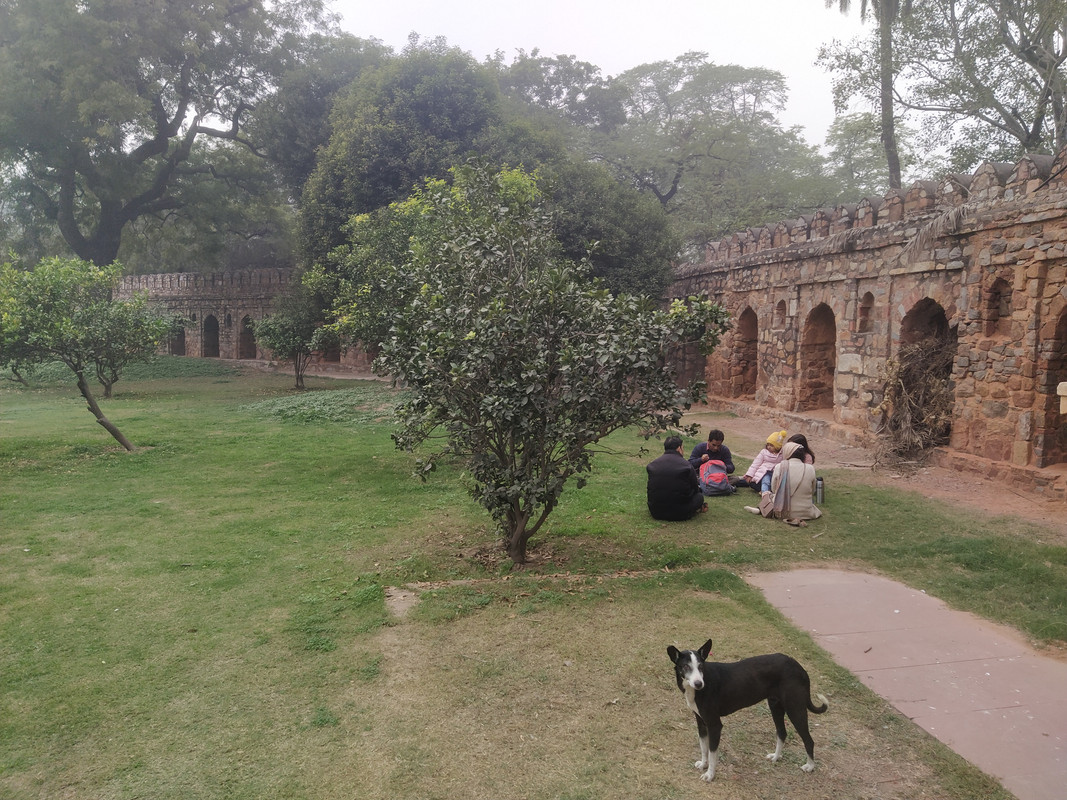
[115,268,374,372]
[669,150,1067,504]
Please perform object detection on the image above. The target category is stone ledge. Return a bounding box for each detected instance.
[927,448,1067,505]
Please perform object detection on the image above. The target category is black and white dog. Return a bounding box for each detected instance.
[667,639,829,782]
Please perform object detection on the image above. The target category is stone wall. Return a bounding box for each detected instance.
[670,151,1067,503]
[115,268,375,371]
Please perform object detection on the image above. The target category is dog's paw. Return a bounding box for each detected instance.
[800,760,816,773]
[765,751,782,763]
[699,769,716,782]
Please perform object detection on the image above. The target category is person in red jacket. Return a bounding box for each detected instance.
[688,428,735,474]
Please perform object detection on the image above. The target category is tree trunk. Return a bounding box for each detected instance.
[879,12,903,189]
[76,371,136,451]
[294,350,311,390]
[505,503,555,565]
[56,169,126,266]
[506,518,531,565]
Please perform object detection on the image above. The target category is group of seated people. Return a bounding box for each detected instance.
[645,427,821,526]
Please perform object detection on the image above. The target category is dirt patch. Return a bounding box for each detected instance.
[383,586,420,619]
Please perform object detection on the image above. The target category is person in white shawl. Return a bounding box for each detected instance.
[745,441,822,525]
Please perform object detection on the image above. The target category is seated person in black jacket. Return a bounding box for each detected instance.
[646,436,706,521]
[688,428,735,474]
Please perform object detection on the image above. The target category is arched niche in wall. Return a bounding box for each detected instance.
[796,303,837,412]
[203,314,220,358]
[734,307,758,398]
[984,277,1013,337]
[900,297,951,345]
[895,297,958,446]
[773,300,787,329]
[238,315,257,360]
[857,292,875,334]
[1036,306,1067,467]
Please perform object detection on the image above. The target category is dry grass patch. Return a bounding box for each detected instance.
[326,570,1007,800]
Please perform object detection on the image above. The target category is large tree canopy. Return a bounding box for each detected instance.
[492,50,627,133]
[820,0,1067,173]
[114,142,297,274]
[539,159,679,296]
[302,42,680,297]
[0,0,329,266]
[824,0,914,189]
[299,37,504,267]
[824,112,916,196]
[898,0,1067,167]
[252,32,392,199]
[581,53,838,250]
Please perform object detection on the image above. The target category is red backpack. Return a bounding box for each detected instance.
[699,459,735,496]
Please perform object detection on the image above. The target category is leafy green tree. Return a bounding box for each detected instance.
[301,42,678,297]
[337,164,728,564]
[895,0,1066,167]
[0,0,328,266]
[115,142,297,275]
[824,112,916,194]
[0,165,68,266]
[824,0,915,189]
[253,33,392,199]
[299,37,503,267]
[493,50,626,132]
[304,202,418,357]
[254,282,336,390]
[0,257,172,449]
[540,159,679,296]
[590,54,837,249]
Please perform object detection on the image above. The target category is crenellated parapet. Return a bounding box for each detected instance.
[116,267,293,301]
[116,266,373,372]
[671,149,1067,502]
[680,150,1066,281]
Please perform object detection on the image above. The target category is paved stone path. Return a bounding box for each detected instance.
[748,568,1067,800]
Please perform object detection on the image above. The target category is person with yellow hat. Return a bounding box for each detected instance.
[733,430,787,493]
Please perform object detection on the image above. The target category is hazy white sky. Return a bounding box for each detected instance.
[330,0,869,146]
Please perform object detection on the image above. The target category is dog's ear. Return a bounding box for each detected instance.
[698,639,713,661]
[667,645,681,663]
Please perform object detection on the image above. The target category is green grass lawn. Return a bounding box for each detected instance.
[1,357,1060,799]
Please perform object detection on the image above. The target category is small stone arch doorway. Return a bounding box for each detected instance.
[203,315,220,358]
[238,315,257,360]
[796,303,837,412]
[734,307,758,397]
[1036,307,1067,467]
[901,297,953,345]
[168,326,186,356]
[891,298,958,447]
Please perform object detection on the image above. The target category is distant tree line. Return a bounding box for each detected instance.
[3,1,1061,283]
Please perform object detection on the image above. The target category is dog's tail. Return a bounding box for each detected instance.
[808,693,829,714]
